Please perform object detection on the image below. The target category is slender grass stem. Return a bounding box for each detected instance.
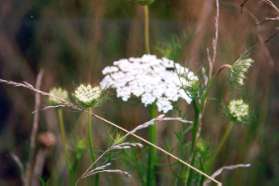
[57,109,75,185]
[206,123,234,175]
[87,107,99,186]
[144,5,150,54]
[143,4,157,186]
[186,100,201,185]
[88,108,95,161]
[214,123,234,161]
[147,105,157,186]
[58,109,68,157]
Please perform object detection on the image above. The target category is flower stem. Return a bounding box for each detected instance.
[58,109,67,157]
[214,123,234,161]
[144,5,150,54]
[87,107,99,186]
[186,99,201,185]
[206,123,234,174]
[143,4,156,186]
[57,109,73,185]
[147,105,157,186]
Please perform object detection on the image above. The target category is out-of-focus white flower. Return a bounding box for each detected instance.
[100,54,198,113]
[74,84,102,107]
[49,87,69,104]
[228,99,249,123]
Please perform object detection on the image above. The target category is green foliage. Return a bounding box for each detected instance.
[156,36,183,61]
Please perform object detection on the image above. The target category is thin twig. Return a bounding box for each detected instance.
[25,70,44,186]
[209,0,220,79]
[262,0,279,14]
[32,149,49,186]
[0,79,75,108]
[203,163,251,186]
[243,7,275,66]
[32,104,66,114]
[85,169,131,178]
[10,153,25,184]
[265,17,279,21]
[197,0,220,140]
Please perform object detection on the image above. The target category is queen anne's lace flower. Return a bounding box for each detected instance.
[49,87,69,104]
[100,54,198,113]
[228,99,249,123]
[74,84,102,106]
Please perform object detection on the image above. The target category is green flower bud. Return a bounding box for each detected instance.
[74,84,102,107]
[227,99,249,123]
[49,87,69,105]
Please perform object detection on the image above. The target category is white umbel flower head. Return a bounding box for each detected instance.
[228,99,249,123]
[100,54,198,113]
[74,84,102,107]
[49,87,69,104]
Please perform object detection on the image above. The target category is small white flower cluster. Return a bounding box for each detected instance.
[228,99,249,123]
[100,54,198,113]
[49,87,69,104]
[74,84,102,106]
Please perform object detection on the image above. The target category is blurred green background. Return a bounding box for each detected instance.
[0,0,279,185]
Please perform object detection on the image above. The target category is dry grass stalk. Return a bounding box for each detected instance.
[203,163,251,186]
[25,70,44,186]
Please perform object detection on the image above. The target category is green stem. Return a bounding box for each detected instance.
[186,100,201,185]
[58,109,67,157]
[144,5,150,54]
[58,109,76,185]
[88,108,95,160]
[87,108,99,186]
[143,4,156,186]
[214,123,234,162]
[147,105,157,186]
[57,109,71,184]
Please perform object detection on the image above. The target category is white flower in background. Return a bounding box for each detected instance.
[100,54,198,113]
[49,87,69,104]
[228,99,249,123]
[74,84,102,106]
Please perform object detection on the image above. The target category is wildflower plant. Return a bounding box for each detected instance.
[227,99,249,123]
[49,87,69,104]
[72,83,104,185]
[0,0,262,185]
[74,84,102,107]
[100,54,198,113]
